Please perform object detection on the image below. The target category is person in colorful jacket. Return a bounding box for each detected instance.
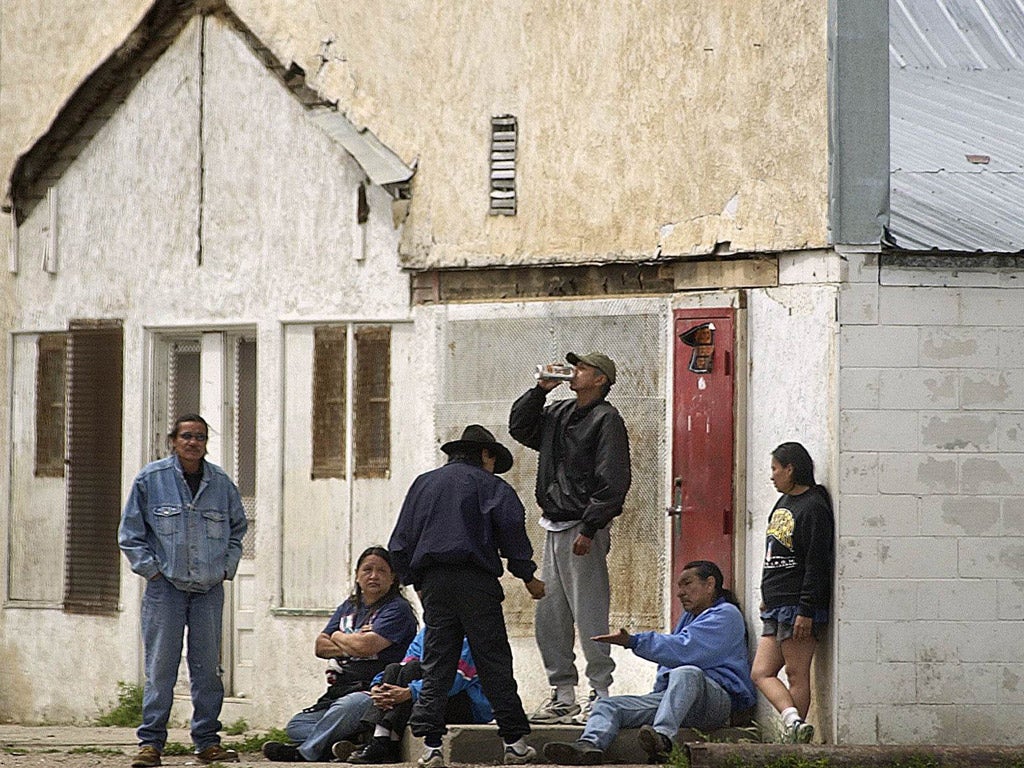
[543,561,755,765]
[345,627,493,764]
[118,414,248,768]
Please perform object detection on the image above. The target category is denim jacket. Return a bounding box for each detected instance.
[118,455,248,593]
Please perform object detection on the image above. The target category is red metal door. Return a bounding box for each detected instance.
[670,308,735,622]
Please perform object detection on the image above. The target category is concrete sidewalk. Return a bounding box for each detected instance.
[0,722,758,766]
[0,723,652,764]
[0,724,190,748]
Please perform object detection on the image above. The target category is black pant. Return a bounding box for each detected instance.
[363,660,474,734]
[409,566,530,742]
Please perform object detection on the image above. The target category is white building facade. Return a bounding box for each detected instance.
[3,0,1023,748]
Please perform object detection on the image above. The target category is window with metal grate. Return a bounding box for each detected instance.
[35,332,67,478]
[64,320,123,615]
[489,115,517,216]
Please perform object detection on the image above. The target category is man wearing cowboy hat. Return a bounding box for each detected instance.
[389,425,545,768]
[509,351,632,725]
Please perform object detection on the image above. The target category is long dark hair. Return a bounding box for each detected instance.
[771,442,816,486]
[682,559,740,610]
[350,545,403,608]
[772,441,833,510]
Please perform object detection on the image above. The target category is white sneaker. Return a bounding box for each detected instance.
[787,719,814,743]
[418,747,445,768]
[529,688,581,724]
[571,690,598,725]
[503,744,537,765]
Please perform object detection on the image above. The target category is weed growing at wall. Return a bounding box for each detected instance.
[225,728,290,753]
[95,682,143,727]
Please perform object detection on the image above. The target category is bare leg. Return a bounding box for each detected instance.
[779,636,816,718]
[751,636,791,713]
[751,635,817,719]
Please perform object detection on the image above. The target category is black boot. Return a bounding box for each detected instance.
[262,742,306,762]
[348,737,401,764]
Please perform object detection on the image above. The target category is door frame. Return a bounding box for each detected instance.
[146,326,257,698]
[668,301,747,621]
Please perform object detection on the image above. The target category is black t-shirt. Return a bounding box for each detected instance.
[184,469,202,498]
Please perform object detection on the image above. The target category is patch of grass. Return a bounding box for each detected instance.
[70,746,124,755]
[225,718,249,736]
[95,681,144,727]
[163,742,193,756]
[889,757,940,768]
[720,757,834,768]
[666,742,691,768]
[225,727,290,753]
[729,724,765,744]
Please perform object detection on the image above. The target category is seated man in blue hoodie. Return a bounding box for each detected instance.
[543,560,755,765]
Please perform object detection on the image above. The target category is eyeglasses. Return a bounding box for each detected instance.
[178,432,209,442]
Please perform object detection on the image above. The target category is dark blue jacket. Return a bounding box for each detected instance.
[388,459,537,587]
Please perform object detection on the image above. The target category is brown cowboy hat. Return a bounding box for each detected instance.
[441,424,514,474]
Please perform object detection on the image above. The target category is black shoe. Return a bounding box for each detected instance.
[542,741,604,766]
[263,742,306,762]
[348,738,401,764]
[638,726,673,763]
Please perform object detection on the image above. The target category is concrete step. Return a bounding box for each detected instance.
[400,723,756,764]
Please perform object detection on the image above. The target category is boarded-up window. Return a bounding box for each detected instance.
[312,325,346,479]
[64,320,123,615]
[311,324,391,479]
[35,333,67,477]
[355,326,391,478]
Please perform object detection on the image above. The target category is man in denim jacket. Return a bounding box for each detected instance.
[118,414,248,768]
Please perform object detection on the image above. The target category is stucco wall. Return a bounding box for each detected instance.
[836,254,1024,745]
[746,256,839,741]
[0,0,840,729]
[0,15,416,723]
[1,1,828,273]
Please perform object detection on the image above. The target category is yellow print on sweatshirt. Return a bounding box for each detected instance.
[766,508,795,551]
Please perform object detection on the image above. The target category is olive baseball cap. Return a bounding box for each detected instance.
[566,352,616,384]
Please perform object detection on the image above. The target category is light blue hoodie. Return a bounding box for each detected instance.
[118,455,247,593]
[628,597,756,711]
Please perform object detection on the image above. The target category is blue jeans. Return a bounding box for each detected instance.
[286,692,373,761]
[138,577,225,751]
[580,666,732,751]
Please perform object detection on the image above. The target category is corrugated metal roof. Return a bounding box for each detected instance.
[889,0,1024,252]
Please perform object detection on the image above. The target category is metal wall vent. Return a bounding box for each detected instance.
[489,115,517,215]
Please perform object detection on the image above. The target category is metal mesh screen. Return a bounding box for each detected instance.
[434,300,668,635]
[235,337,257,559]
[168,341,200,430]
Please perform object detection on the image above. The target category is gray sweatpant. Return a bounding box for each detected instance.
[535,525,614,692]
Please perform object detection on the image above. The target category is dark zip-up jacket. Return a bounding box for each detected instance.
[388,459,537,588]
[509,385,631,538]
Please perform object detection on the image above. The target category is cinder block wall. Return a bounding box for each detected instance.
[835,253,1024,744]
